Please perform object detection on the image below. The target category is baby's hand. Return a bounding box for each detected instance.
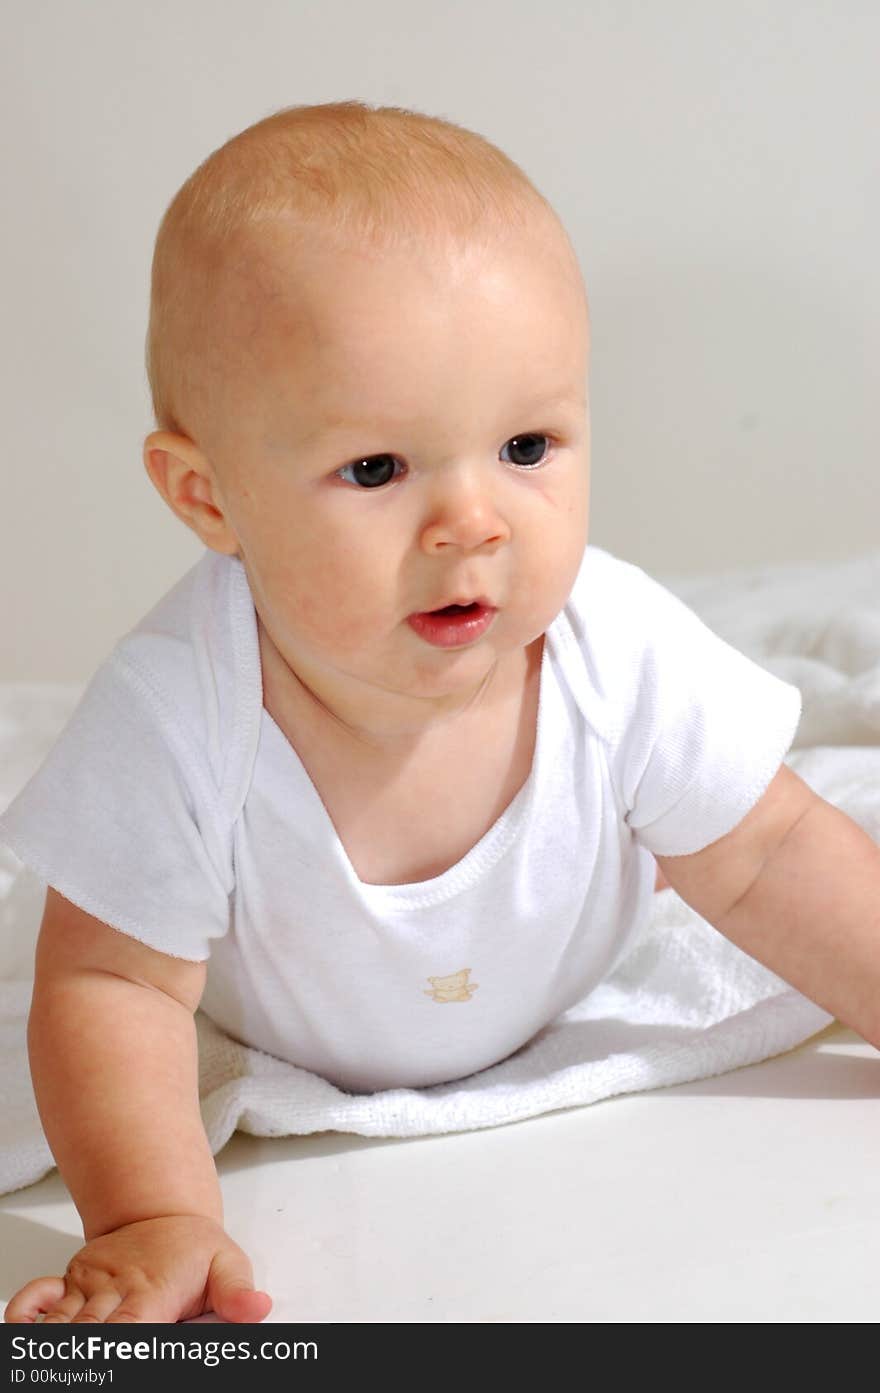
[4,1215,273,1324]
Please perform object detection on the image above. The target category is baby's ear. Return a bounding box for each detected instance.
[143,431,240,556]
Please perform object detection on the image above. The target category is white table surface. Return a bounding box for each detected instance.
[2,1021,877,1325]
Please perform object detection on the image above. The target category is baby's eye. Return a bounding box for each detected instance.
[500,433,553,469]
[336,455,405,489]
[335,433,555,488]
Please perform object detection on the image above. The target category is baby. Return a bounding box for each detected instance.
[3,100,879,1326]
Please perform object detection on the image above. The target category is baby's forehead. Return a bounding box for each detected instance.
[251,236,581,385]
[203,216,588,431]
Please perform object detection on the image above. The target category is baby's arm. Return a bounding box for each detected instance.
[4,887,272,1324]
[656,763,880,1048]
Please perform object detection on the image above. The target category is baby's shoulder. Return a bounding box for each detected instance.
[112,559,207,715]
[557,544,664,665]
[107,550,245,803]
[552,544,708,747]
[564,544,707,653]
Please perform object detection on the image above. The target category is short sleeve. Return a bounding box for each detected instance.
[0,653,232,961]
[596,557,803,857]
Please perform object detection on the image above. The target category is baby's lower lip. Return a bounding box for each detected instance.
[407,603,497,648]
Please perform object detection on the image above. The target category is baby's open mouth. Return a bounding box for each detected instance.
[407,600,497,647]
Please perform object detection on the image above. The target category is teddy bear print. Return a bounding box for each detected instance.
[424,967,479,1003]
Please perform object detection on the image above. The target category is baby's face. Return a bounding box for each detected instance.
[188,223,590,732]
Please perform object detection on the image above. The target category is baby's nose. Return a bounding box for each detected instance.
[420,476,511,553]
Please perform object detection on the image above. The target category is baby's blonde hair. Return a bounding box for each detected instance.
[145,100,577,443]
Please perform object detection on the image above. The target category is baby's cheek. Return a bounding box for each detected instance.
[287,569,380,651]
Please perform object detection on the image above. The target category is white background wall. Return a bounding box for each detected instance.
[2,0,877,680]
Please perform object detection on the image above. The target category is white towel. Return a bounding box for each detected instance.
[3,549,879,1198]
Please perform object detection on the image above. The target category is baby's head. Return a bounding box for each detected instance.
[143,101,590,734]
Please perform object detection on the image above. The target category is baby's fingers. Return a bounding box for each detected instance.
[6,1276,124,1324]
[4,1275,186,1326]
[5,1276,69,1323]
[102,1287,186,1324]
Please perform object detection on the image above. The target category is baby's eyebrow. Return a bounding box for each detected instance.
[296,391,585,446]
[517,389,586,411]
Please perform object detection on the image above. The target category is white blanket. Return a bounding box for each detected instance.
[3,549,880,1198]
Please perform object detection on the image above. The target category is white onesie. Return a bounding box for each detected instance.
[0,545,801,1093]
